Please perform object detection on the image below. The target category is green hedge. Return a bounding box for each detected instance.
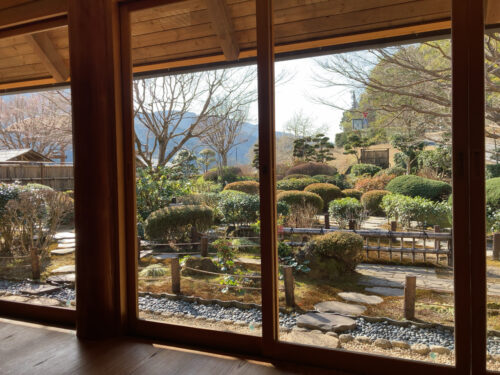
[350,163,381,177]
[341,189,362,200]
[487,165,500,179]
[385,175,451,201]
[360,190,390,216]
[487,177,500,210]
[304,183,342,210]
[286,162,337,176]
[277,177,318,191]
[277,190,323,211]
[203,166,242,182]
[223,180,259,194]
[313,174,351,190]
[282,174,310,180]
[145,205,214,241]
[375,166,406,177]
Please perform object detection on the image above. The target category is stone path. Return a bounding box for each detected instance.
[314,301,366,316]
[338,292,383,305]
[357,263,500,296]
[296,312,356,332]
[51,231,75,256]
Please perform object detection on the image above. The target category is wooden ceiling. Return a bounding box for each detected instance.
[0,0,497,92]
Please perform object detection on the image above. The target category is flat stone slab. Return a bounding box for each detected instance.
[296,312,356,332]
[338,292,383,305]
[51,248,75,255]
[314,301,366,316]
[51,265,75,274]
[54,232,75,240]
[281,330,340,348]
[365,287,404,297]
[0,295,29,303]
[47,273,75,285]
[58,238,76,244]
[27,297,61,307]
[57,243,76,249]
[358,275,403,288]
[20,284,61,295]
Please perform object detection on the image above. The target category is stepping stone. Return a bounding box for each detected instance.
[358,275,402,288]
[51,265,75,274]
[27,297,62,307]
[54,232,75,240]
[365,287,404,297]
[296,312,356,332]
[59,238,76,244]
[51,248,75,255]
[314,301,366,316]
[47,273,75,286]
[0,295,29,303]
[338,292,383,305]
[281,330,340,348]
[57,243,76,249]
[20,284,61,295]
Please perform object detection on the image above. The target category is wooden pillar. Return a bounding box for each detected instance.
[494,233,500,261]
[200,236,208,257]
[404,275,416,320]
[283,266,294,307]
[390,221,397,231]
[30,248,40,280]
[69,0,127,339]
[171,257,181,294]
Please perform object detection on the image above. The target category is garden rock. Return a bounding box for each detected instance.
[47,273,75,286]
[339,334,354,343]
[51,248,75,255]
[374,338,392,349]
[364,287,404,297]
[51,265,75,274]
[281,330,340,349]
[54,232,75,240]
[355,336,372,344]
[28,297,61,306]
[391,340,410,349]
[296,312,356,332]
[20,284,60,295]
[182,257,219,275]
[430,345,451,355]
[411,343,430,355]
[0,295,29,303]
[314,301,366,316]
[338,292,383,305]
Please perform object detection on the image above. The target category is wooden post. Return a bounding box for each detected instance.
[448,238,453,267]
[404,275,416,320]
[348,220,356,230]
[390,221,397,231]
[494,233,500,261]
[283,266,295,307]
[191,226,200,250]
[324,213,330,229]
[171,257,181,294]
[200,236,208,257]
[30,248,40,280]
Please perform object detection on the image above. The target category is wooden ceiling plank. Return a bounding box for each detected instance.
[0,0,67,30]
[486,0,500,24]
[25,32,69,82]
[205,0,240,60]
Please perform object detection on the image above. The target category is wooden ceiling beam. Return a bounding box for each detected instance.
[25,32,69,82]
[205,0,239,61]
[0,0,67,30]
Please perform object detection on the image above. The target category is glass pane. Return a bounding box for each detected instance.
[275,0,455,365]
[0,29,75,309]
[486,2,500,370]
[132,0,262,335]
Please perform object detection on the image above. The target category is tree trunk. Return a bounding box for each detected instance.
[221,153,228,167]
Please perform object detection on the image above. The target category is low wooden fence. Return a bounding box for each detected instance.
[281,227,453,265]
[0,162,73,191]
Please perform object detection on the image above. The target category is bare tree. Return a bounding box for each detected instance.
[0,93,72,161]
[283,110,327,139]
[133,67,256,168]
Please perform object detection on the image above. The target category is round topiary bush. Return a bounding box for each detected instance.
[218,190,260,225]
[328,197,364,229]
[286,162,337,176]
[350,163,382,177]
[145,205,214,241]
[487,165,500,179]
[360,190,391,216]
[304,183,342,211]
[277,190,323,211]
[282,174,310,180]
[203,166,242,182]
[487,177,500,210]
[342,189,362,200]
[277,177,318,191]
[223,180,259,194]
[313,174,351,190]
[302,231,364,280]
[375,166,406,177]
[385,175,452,201]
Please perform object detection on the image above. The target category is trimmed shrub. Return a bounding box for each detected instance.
[487,177,500,210]
[487,165,500,179]
[360,190,390,216]
[350,163,381,177]
[277,177,318,191]
[203,166,242,182]
[145,205,214,241]
[218,191,260,225]
[328,197,365,229]
[139,264,168,277]
[386,175,452,201]
[375,166,406,177]
[381,194,451,229]
[313,174,351,190]
[25,183,53,191]
[341,189,362,200]
[354,174,395,192]
[303,232,363,280]
[282,174,310,180]
[304,183,342,211]
[286,162,337,176]
[178,193,220,207]
[277,190,323,212]
[223,180,259,194]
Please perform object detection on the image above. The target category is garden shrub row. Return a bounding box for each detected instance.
[360,190,390,216]
[286,162,337,176]
[304,183,342,210]
[223,180,259,194]
[385,175,451,201]
[341,189,362,200]
[277,190,323,211]
[350,163,381,177]
[276,177,318,191]
[354,174,395,192]
[203,166,243,183]
[375,166,406,177]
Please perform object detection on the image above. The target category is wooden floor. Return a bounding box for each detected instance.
[0,318,344,375]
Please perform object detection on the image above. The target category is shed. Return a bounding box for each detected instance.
[0,148,53,162]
